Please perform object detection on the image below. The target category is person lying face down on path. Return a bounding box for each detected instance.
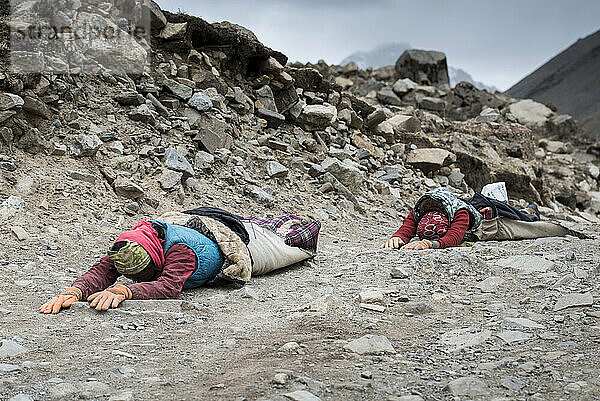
[41,208,320,314]
[381,187,484,250]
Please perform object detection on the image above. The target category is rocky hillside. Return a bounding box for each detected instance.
[0,0,599,229]
[507,29,600,139]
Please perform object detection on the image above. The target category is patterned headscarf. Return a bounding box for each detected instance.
[108,220,166,276]
[416,210,449,240]
[108,240,151,275]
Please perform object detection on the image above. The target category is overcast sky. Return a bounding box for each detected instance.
[155,0,600,91]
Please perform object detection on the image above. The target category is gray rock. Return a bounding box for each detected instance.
[439,328,492,352]
[188,92,213,112]
[109,391,134,401]
[256,85,278,112]
[0,196,25,222]
[49,383,78,400]
[245,185,275,207]
[163,78,193,100]
[51,143,67,155]
[160,169,183,190]
[360,303,386,313]
[228,86,254,114]
[107,141,125,155]
[0,363,21,373]
[392,78,418,95]
[509,99,553,130]
[11,226,30,241]
[22,95,51,119]
[365,109,387,129]
[195,151,215,170]
[159,22,188,40]
[542,139,568,154]
[448,169,465,187]
[0,110,16,123]
[308,163,325,178]
[288,99,306,120]
[67,170,96,184]
[359,290,384,304]
[0,339,27,358]
[142,0,167,29]
[8,395,33,401]
[322,172,361,208]
[445,376,490,397]
[256,108,285,128]
[266,161,288,178]
[496,330,533,344]
[79,381,112,398]
[496,255,555,274]
[298,105,337,130]
[192,128,231,154]
[344,334,396,355]
[283,390,321,401]
[501,376,526,391]
[406,148,456,173]
[128,104,155,124]
[391,143,406,156]
[321,157,364,194]
[386,114,421,132]
[395,396,424,401]
[476,276,505,293]
[377,87,402,106]
[113,177,144,199]
[164,147,195,176]
[477,107,501,123]
[16,175,36,195]
[114,91,144,106]
[417,96,447,111]
[395,49,450,88]
[0,93,24,110]
[554,292,594,311]
[390,266,409,279]
[68,134,103,157]
[504,317,544,329]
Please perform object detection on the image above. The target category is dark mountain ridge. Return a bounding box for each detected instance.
[507,29,600,139]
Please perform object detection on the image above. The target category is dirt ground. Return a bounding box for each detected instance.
[1,156,600,401]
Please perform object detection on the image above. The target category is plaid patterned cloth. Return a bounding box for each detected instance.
[244,214,321,253]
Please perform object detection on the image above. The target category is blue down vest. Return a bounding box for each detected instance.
[153,221,224,289]
[413,187,482,230]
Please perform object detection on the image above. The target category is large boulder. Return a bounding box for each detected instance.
[73,12,148,74]
[387,114,421,133]
[159,22,188,40]
[509,99,553,131]
[0,93,24,110]
[164,147,195,176]
[113,177,145,199]
[255,85,278,112]
[298,105,337,131]
[192,127,233,154]
[395,50,450,89]
[321,157,364,194]
[406,148,456,173]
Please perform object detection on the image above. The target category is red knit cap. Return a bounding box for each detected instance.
[416,210,449,240]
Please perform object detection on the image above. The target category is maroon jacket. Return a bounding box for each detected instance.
[392,209,470,248]
[72,244,196,300]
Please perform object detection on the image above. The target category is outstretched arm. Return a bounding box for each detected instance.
[40,256,120,314]
[72,256,121,300]
[381,210,417,248]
